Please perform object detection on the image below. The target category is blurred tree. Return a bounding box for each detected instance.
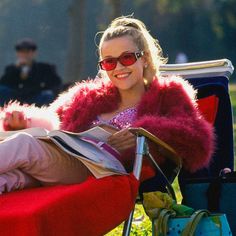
[212,0,236,63]
[64,0,86,83]
[133,0,236,72]
[108,0,122,19]
[0,0,235,82]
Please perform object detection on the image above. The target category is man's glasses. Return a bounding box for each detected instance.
[99,51,144,71]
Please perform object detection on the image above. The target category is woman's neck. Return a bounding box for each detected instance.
[118,83,146,109]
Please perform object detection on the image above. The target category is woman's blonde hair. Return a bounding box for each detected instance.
[98,15,167,83]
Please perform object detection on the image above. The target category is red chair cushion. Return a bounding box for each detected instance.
[0,174,139,236]
[197,95,219,124]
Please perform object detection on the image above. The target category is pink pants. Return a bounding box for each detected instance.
[0,132,90,194]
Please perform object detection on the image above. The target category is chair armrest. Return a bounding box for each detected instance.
[159,59,234,79]
[129,127,180,200]
[129,127,181,168]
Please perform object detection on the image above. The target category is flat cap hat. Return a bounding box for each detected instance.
[15,38,37,51]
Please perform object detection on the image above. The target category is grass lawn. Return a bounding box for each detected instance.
[106,83,236,235]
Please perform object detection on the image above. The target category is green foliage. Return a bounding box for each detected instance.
[105,205,152,236]
[0,2,233,91]
[132,0,236,77]
[0,0,235,81]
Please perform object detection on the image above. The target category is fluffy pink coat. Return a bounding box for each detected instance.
[0,76,214,174]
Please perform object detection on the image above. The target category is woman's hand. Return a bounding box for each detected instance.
[3,111,28,130]
[107,128,136,153]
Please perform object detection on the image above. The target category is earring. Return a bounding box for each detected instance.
[144,64,148,68]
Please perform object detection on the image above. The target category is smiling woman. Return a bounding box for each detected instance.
[99,36,146,94]
[0,16,214,194]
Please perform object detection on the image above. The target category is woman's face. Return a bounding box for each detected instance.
[100,36,146,91]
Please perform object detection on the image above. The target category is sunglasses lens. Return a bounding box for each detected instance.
[100,58,117,71]
[99,52,141,71]
[120,53,137,66]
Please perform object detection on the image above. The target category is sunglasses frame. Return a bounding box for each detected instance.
[99,51,144,71]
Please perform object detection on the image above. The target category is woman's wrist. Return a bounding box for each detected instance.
[3,111,28,131]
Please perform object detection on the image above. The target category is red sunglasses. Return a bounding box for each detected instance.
[99,51,144,71]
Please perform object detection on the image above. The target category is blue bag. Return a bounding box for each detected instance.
[182,171,236,234]
[143,153,233,235]
[153,209,232,236]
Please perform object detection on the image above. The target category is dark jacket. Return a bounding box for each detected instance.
[0,61,62,99]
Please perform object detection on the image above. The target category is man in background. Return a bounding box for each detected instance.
[0,38,62,106]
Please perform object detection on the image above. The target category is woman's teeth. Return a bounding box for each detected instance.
[116,73,130,79]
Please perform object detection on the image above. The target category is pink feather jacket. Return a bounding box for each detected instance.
[0,75,214,176]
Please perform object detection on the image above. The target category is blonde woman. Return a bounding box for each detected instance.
[0,16,214,193]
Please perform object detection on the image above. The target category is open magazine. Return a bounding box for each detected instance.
[0,126,127,178]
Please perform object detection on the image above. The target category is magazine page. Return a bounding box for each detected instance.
[53,126,114,142]
[0,127,49,140]
[78,159,125,178]
[49,137,127,177]
[0,125,117,141]
[80,136,120,159]
[47,133,127,174]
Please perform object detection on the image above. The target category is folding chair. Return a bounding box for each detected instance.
[0,59,233,236]
[122,58,234,235]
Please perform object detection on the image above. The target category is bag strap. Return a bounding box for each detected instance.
[160,209,176,235]
[153,208,176,236]
[154,209,224,236]
[181,209,210,236]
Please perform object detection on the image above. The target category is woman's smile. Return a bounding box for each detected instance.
[114,72,132,80]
